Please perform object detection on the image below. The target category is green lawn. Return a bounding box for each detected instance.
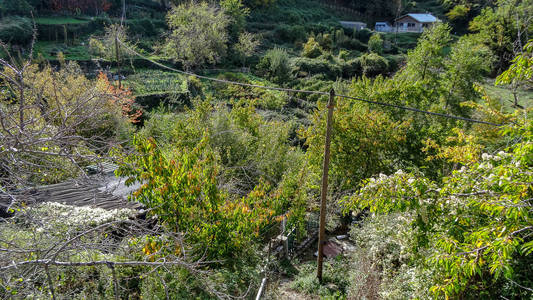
[383,32,421,51]
[35,17,90,25]
[482,80,533,110]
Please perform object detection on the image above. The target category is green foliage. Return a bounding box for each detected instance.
[126,18,165,37]
[401,23,452,83]
[302,36,323,58]
[209,72,287,109]
[243,0,277,7]
[164,1,230,69]
[34,17,90,25]
[290,259,351,298]
[341,58,362,78]
[469,0,533,72]
[221,0,250,38]
[132,100,308,247]
[347,212,432,299]
[314,32,333,51]
[233,31,261,67]
[0,16,33,44]
[89,24,135,61]
[274,24,307,43]
[446,4,470,20]
[354,28,372,44]
[359,53,389,77]
[0,0,32,16]
[302,96,410,194]
[441,34,493,114]
[496,40,533,88]
[342,119,533,298]
[256,47,291,84]
[116,133,274,259]
[368,33,384,55]
[291,57,342,79]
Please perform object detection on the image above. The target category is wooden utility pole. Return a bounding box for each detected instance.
[317,88,335,282]
[115,34,121,89]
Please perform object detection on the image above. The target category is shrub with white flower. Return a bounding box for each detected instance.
[342,121,533,298]
[30,202,137,230]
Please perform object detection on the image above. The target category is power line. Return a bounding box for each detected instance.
[337,94,502,126]
[117,40,503,127]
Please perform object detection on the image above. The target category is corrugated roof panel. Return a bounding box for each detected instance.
[407,13,438,23]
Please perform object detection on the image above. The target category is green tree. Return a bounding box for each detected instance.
[233,31,260,67]
[496,40,533,108]
[220,0,249,39]
[442,34,493,113]
[164,1,230,69]
[89,24,135,61]
[302,94,410,194]
[301,36,323,58]
[256,47,291,84]
[360,53,389,76]
[469,0,533,73]
[368,33,384,55]
[0,0,32,17]
[400,23,452,83]
[116,133,275,259]
[342,119,533,298]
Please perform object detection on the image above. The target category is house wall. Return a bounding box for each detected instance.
[375,23,392,32]
[394,16,423,33]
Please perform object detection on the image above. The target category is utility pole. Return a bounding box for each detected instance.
[317,88,335,282]
[115,34,121,89]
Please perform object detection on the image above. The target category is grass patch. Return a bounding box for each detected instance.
[35,17,90,25]
[383,32,421,51]
[34,41,91,60]
[481,81,533,111]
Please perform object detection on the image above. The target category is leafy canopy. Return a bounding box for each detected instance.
[164,1,230,69]
[342,119,533,297]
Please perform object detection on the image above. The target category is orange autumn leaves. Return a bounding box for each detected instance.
[98,72,142,123]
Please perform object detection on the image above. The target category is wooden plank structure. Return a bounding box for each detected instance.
[0,165,142,218]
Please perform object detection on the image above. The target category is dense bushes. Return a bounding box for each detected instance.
[0,16,33,44]
[343,122,533,298]
[368,33,384,54]
[123,99,308,260]
[274,24,307,43]
[291,57,341,79]
[341,58,362,78]
[126,18,166,37]
[0,0,32,16]
[256,47,291,83]
[359,53,389,77]
[301,37,322,58]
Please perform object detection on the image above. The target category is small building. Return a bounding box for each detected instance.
[375,22,392,32]
[339,21,367,31]
[394,13,439,33]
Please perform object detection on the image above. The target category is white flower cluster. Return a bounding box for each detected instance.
[481,151,510,162]
[34,202,136,228]
[479,151,513,170]
[364,170,411,188]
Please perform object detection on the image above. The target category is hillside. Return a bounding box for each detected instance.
[1,0,532,299]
